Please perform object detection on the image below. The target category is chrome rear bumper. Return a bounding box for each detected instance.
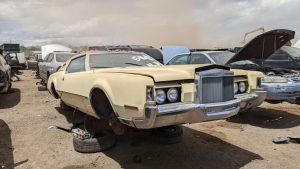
[129,99,240,129]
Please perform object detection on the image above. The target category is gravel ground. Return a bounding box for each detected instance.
[0,70,299,169]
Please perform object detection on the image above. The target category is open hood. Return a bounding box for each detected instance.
[226,29,295,64]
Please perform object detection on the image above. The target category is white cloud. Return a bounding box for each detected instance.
[0,0,299,48]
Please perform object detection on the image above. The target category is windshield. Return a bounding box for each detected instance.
[56,53,77,62]
[89,53,162,69]
[208,51,235,65]
[282,46,300,60]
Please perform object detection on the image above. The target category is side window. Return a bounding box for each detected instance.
[47,53,54,62]
[190,54,211,64]
[66,56,86,73]
[168,54,189,65]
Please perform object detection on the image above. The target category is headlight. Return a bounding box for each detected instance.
[234,83,238,94]
[155,89,166,104]
[261,76,288,83]
[167,88,178,102]
[239,82,246,93]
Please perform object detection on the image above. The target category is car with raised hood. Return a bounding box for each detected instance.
[227,29,300,104]
[0,54,11,93]
[47,51,241,130]
[164,46,266,111]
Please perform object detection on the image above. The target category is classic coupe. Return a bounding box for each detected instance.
[48,51,241,130]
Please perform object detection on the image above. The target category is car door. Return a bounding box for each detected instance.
[189,53,212,64]
[59,55,87,110]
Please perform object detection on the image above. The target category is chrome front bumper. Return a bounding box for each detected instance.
[235,89,267,110]
[129,99,240,129]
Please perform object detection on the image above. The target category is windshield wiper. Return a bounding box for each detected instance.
[125,62,143,66]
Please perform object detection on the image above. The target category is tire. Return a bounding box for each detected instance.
[151,125,183,144]
[73,131,116,153]
[60,100,73,111]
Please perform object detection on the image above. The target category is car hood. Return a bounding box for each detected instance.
[93,64,229,82]
[227,29,295,64]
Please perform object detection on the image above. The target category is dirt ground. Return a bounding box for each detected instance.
[0,70,299,169]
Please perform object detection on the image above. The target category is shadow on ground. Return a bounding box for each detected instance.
[0,119,14,168]
[0,88,21,109]
[64,126,263,169]
[227,107,300,129]
[55,107,74,123]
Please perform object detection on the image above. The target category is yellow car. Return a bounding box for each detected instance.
[48,51,241,129]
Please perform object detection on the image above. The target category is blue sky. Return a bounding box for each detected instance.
[0,0,299,48]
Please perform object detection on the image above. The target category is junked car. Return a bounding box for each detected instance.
[48,51,241,133]
[0,54,11,93]
[227,29,300,104]
[38,51,77,83]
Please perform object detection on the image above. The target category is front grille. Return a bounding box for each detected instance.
[197,69,234,104]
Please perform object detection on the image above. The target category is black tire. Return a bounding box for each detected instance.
[73,131,116,153]
[151,125,183,144]
[60,100,73,111]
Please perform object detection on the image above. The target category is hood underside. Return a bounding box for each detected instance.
[227,29,295,64]
[94,64,229,82]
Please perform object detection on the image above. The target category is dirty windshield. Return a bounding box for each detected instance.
[89,53,162,69]
[56,53,77,62]
[208,51,235,65]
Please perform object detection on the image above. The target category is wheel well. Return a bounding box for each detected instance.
[51,83,59,99]
[90,88,114,118]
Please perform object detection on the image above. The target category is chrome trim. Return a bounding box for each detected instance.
[235,89,267,110]
[130,99,240,129]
